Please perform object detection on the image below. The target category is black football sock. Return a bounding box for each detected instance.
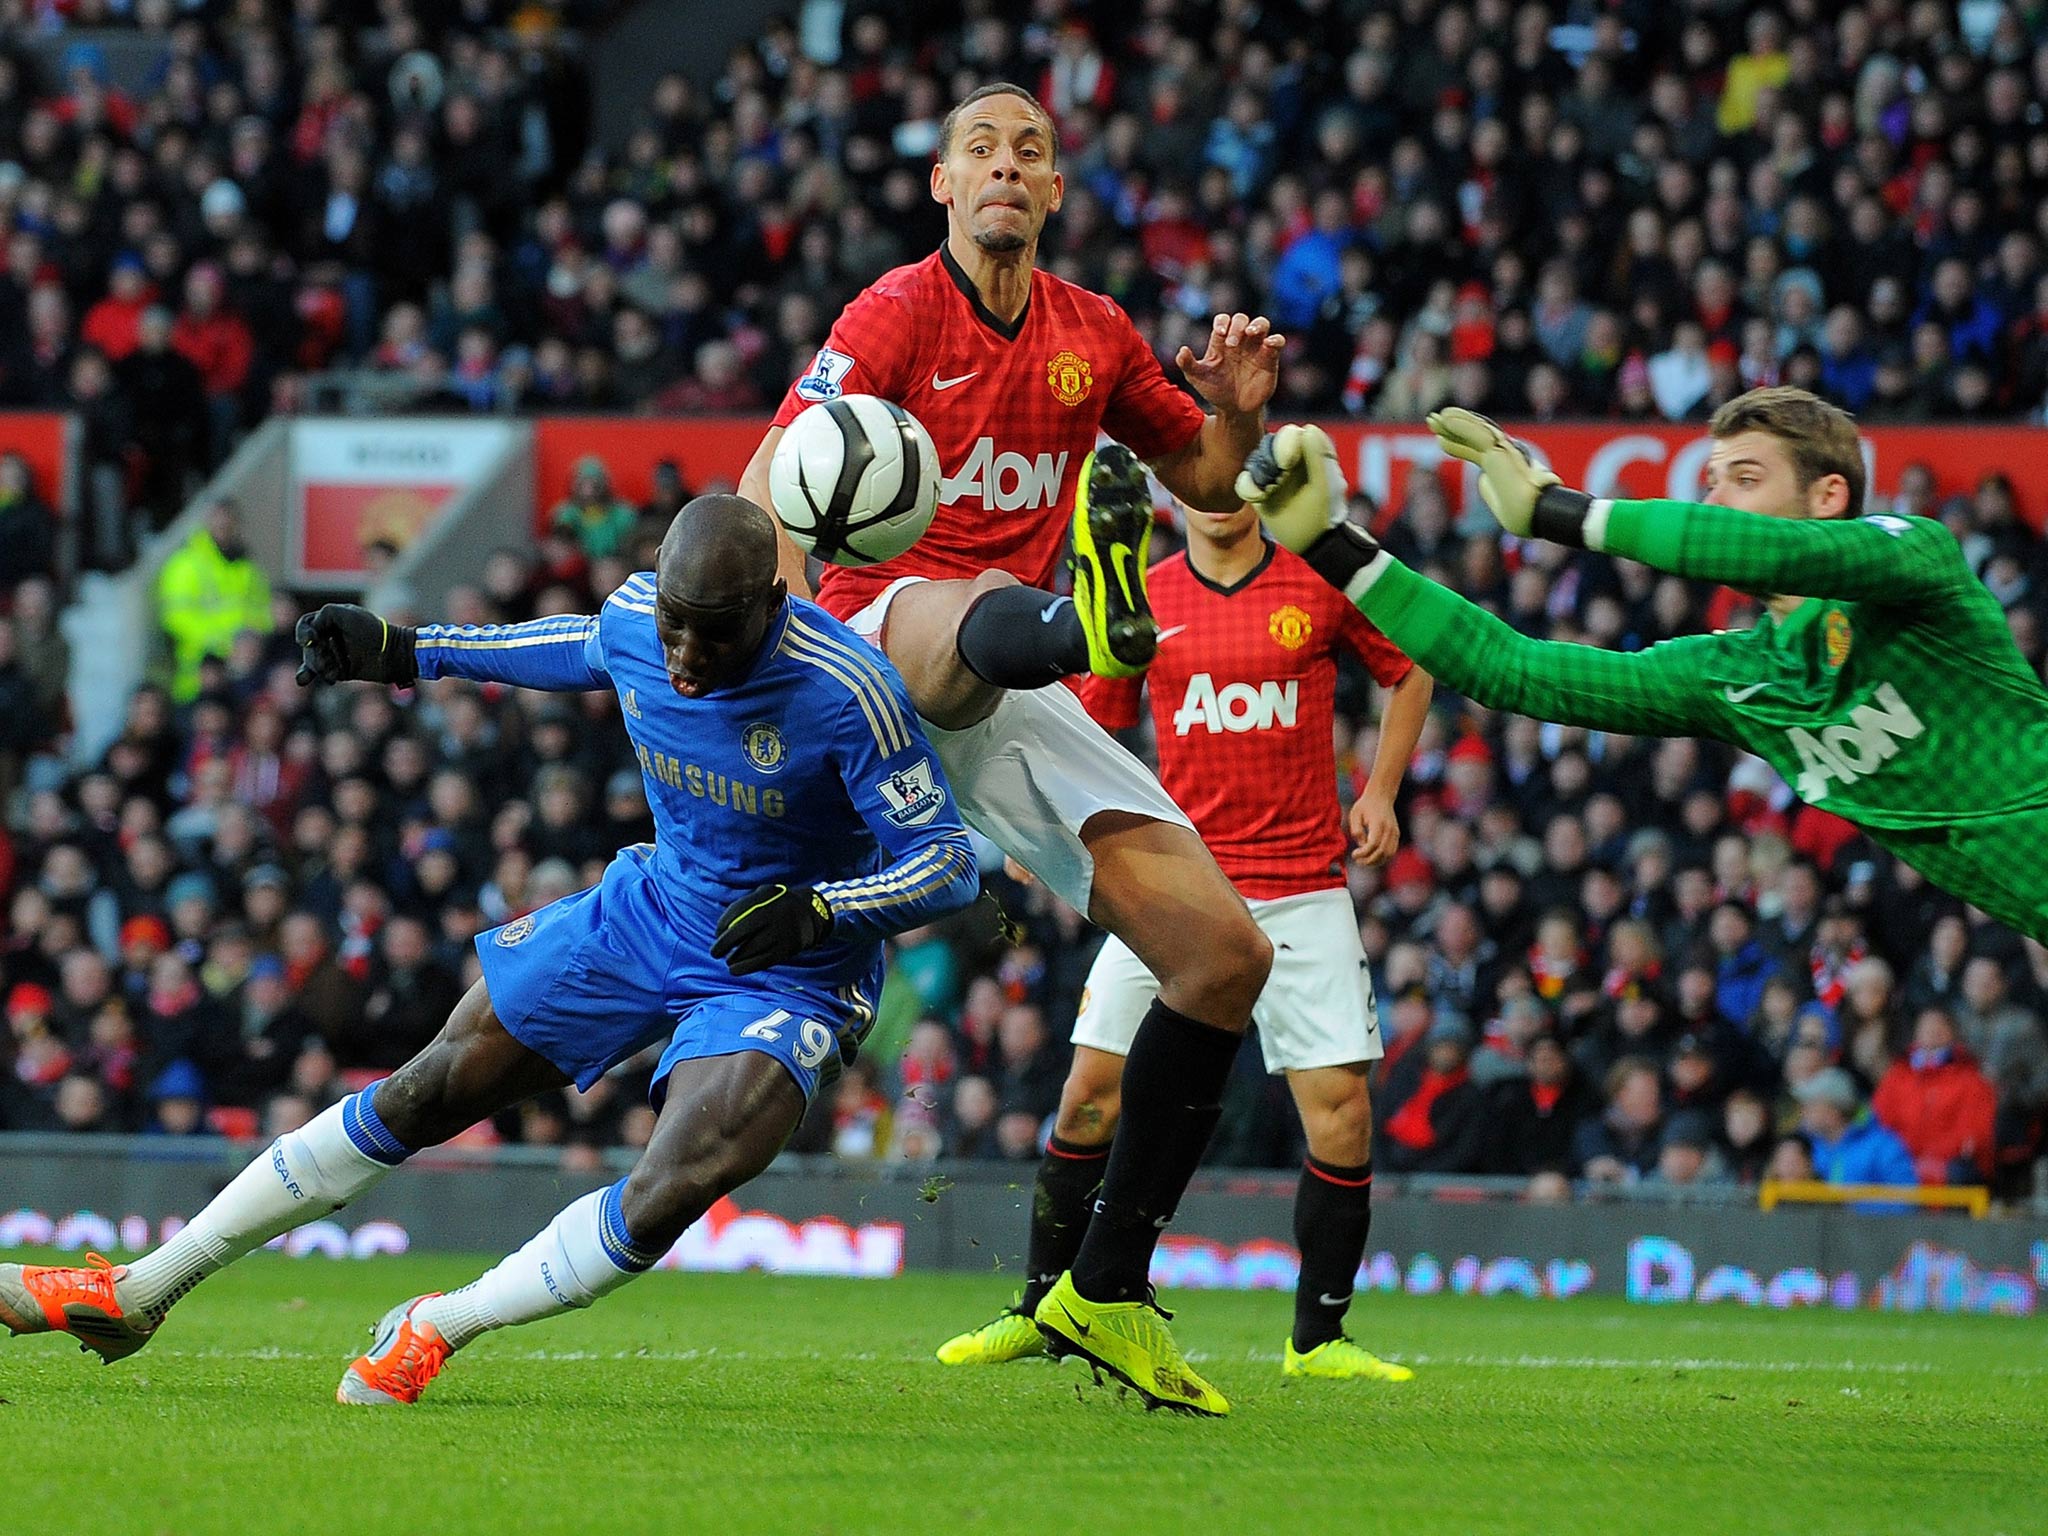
[1292,1156,1373,1352]
[1068,1000,1241,1304]
[1020,1135,1109,1314]
[954,584,1090,689]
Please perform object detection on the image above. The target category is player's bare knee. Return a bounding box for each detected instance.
[1305,1089,1374,1166]
[963,568,1021,601]
[1195,918,1272,1021]
[1054,1084,1120,1147]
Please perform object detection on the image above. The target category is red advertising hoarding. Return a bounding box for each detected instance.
[0,411,74,513]
[533,417,2046,533]
[532,417,765,524]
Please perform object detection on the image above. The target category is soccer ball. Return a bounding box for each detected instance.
[767,394,942,567]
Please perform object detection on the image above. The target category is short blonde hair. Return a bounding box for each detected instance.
[1708,386,1866,514]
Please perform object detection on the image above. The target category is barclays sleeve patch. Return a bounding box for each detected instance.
[876,758,946,828]
[795,347,856,402]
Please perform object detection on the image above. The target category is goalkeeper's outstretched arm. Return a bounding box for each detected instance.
[1571,498,1967,608]
[1344,557,1729,739]
[1420,406,1969,607]
[1236,424,1730,740]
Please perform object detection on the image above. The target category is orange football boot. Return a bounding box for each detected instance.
[0,1253,157,1362]
[336,1294,453,1405]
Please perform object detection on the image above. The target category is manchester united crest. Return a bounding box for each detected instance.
[1047,349,1093,406]
[1824,610,1852,670]
[1269,604,1313,651]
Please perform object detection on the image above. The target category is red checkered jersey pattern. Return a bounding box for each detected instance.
[1080,544,1414,899]
[773,248,1206,621]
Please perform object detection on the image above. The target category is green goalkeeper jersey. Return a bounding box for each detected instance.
[1356,498,2048,941]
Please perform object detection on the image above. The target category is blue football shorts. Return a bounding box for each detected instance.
[476,845,866,1103]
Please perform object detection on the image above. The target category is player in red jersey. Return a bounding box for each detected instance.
[738,84,1284,1414]
[937,499,1433,1381]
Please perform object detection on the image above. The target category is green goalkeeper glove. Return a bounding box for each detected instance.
[1425,408,1597,545]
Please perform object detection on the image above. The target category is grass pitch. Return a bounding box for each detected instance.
[6,1253,2044,1535]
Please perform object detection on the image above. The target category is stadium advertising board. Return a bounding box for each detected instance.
[289,419,514,584]
[531,419,2047,532]
[4,1149,2040,1317]
[0,410,74,512]
[1332,422,2047,532]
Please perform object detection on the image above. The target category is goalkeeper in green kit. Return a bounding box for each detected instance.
[1238,387,2048,943]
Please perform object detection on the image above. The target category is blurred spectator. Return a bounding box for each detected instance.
[549,457,637,561]
[1955,958,2048,1115]
[1792,1067,1917,1187]
[171,264,255,465]
[0,454,57,591]
[946,1074,1000,1158]
[1378,1017,1488,1174]
[1649,1110,1729,1188]
[1485,1031,1595,1181]
[119,306,210,528]
[1874,1006,1998,1185]
[157,499,272,702]
[1575,1057,1667,1184]
[1719,1089,1776,1185]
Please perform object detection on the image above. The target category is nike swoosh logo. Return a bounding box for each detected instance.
[1039,601,1065,624]
[1155,624,1188,643]
[1058,1301,1091,1337]
[931,370,978,391]
[1319,1292,1353,1308]
[1723,682,1769,703]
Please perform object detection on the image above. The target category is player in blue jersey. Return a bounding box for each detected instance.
[0,497,979,1403]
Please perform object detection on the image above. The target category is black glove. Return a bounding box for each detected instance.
[294,604,419,687]
[711,883,834,976]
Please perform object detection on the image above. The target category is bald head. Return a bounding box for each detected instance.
[651,495,787,697]
[657,494,780,609]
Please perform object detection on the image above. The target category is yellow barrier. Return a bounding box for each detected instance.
[1758,1179,1990,1217]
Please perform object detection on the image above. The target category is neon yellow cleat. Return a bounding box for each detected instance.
[1069,444,1157,678]
[1282,1336,1416,1382]
[1033,1271,1228,1417]
[935,1299,1048,1366]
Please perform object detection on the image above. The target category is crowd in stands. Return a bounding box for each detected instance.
[1,0,2048,1203]
[1,460,2045,1206]
[7,0,2048,569]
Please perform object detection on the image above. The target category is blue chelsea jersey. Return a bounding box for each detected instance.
[412,576,978,957]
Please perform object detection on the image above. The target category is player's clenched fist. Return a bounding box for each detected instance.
[711,882,835,976]
[294,604,419,687]
[1424,408,1561,538]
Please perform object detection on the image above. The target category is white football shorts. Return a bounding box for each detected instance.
[1073,887,1382,1072]
[848,575,1194,914]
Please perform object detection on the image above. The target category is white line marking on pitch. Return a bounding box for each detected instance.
[135,1347,2044,1378]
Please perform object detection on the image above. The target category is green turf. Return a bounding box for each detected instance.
[6,1252,2045,1535]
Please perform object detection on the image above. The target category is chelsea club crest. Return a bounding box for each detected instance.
[743,722,787,774]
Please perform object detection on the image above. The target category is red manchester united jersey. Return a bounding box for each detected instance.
[773,247,1206,621]
[1080,543,1414,900]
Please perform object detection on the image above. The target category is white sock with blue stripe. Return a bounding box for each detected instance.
[122,1082,413,1320]
[413,1179,665,1349]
